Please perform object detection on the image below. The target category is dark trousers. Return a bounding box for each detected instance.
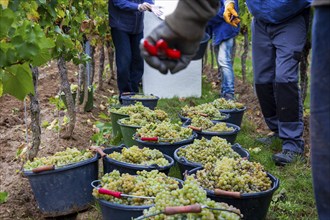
[251,12,308,153]
[111,28,144,95]
[311,6,330,220]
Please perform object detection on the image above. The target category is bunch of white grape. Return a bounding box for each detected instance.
[130,94,157,99]
[177,137,240,165]
[93,170,180,206]
[142,175,242,220]
[110,102,152,115]
[24,147,94,170]
[108,145,169,166]
[137,121,193,143]
[195,157,272,193]
[120,109,169,127]
[190,116,234,132]
[181,103,227,120]
[211,98,245,110]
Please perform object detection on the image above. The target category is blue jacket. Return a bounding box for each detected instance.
[246,0,312,24]
[208,0,239,46]
[108,0,153,34]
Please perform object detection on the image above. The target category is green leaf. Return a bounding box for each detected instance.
[0,8,15,38]
[0,191,8,204]
[0,80,3,97]
[32,48,51,66]
[2,63,34,100]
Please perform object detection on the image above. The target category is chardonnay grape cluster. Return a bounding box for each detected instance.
[190,116,234,132]
[181,103,227,120]
[130,94,157,99]
[211,98,244,110]
[142,176,242,220]
[108,145,169,167]
[24,147,94,170]
[195,157,272,193]
[110,102,152,116]
[120,109,169,127]
[137,121,193,143]
[93,170,180,206]
[177,137,240,166]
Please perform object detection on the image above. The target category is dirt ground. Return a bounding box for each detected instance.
[0,60,310,219]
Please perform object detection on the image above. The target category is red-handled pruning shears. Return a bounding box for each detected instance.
[143,39,181,60]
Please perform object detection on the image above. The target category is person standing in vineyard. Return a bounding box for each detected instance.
[108,0,154,102]
[208,0,240,101]
[310,0,330,219]
[223,0,311,165]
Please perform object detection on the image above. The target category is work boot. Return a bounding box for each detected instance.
[221,93,235,101]
[272,150,303,166]
[256,133,279,145]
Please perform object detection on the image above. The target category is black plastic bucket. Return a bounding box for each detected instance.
[219,106,246,127]
[109,109,129,138]
[121,94,159,110]
[134,134,197,158]
[188,167,279,220]
[117,118,141,147]
[23,154,100,217]
[178,112,230,123]
[103,145,175,175]
[98,199,152,220]
[174,143,250,176]
[192,33,210,60]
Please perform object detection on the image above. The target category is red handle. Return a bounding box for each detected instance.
[140,137,158,141]
[164,204,202,215]
[143,40,158,56]
[188,125,202,131]
[32,165,55,173]
[98,188,122,198]
[166,49,181,59]
[214,189,241,198]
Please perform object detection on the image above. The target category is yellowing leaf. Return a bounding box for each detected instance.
[0,0,9,9]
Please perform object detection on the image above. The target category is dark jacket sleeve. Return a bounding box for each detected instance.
[166,0,220,41]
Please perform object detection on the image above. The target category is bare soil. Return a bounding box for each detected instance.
[0,61,310,219]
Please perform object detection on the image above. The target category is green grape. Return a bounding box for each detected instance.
[181,103,227,120]
[195,157,272,193]
[177,137,240,165]
[108,146,169,166]
[120,109,169,127]
[23,147,94,170]
[110,102,152,115]
[137,121,193,143]
[130,95,157,99]
[93,170,180,206]
[212,98,245,110]
[142,176,242,220]
[190,116,234,132]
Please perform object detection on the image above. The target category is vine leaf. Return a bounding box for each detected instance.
[2,63,34,100]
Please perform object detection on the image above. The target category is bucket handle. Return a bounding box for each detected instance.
[32,165,55,173]
[89,146,107,158]
[214,189,241,198]
[187,125,202,131]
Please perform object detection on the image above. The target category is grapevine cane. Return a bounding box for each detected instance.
[134,204,243,220]
[91,180,155,199]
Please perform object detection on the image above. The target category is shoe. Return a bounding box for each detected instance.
[256,133,279,145]
[272,150,303,166]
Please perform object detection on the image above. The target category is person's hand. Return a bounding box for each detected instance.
[140,22,200,74]
[138,2,152,11]
[223,2,240,27]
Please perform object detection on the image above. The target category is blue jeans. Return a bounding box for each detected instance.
[111,28,144,95]
[214,38,235,96]
[311,6,330,220]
